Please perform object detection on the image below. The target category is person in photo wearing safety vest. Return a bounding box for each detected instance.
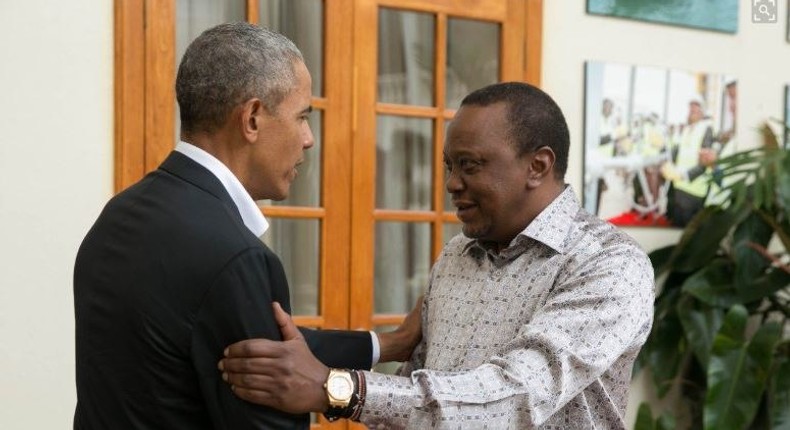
[661,95,716,227]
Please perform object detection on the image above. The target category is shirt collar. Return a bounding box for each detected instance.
[462,185,579,257]
[521,185,578,254]
[175,141,269,237]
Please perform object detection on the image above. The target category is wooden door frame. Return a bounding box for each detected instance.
[348,0,543,331]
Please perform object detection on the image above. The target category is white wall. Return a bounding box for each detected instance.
[0,1,113,428]
[541,1,790,426]
[1,1,789,428]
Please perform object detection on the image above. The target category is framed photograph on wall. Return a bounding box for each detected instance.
[583,61,737,228]
[587,0,739,33]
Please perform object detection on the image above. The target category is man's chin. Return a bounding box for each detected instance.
[461,224,483,239]
[259,188,289,202]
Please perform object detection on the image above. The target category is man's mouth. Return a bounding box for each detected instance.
[454,201,477,218]
[292,160,304,178]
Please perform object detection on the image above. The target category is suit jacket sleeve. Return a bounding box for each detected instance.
[190,247,308,430]
[300,328,373,370]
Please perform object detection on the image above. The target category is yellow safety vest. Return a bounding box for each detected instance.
[672,119,714,198]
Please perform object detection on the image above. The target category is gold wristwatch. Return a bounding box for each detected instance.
[324,369,355,409]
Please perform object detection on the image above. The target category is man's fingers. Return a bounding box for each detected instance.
[220,356,280,374]
[408,295,424,321]
[223,371,281,391]
[224,338,282,358]
[272,302,301,341]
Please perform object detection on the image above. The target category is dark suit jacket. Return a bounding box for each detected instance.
[74,152,371,429]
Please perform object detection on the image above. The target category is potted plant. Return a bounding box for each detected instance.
[634,122,790,430]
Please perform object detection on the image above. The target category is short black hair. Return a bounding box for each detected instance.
[461,82,570,179]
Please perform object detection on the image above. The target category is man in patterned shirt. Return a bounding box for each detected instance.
[219,82,655,429]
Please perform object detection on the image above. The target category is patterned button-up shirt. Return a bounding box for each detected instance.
[360,186,655,429]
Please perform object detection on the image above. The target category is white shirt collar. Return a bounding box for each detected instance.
[175,141,269,237]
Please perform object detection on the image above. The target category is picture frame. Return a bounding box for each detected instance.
[586,0,739,34]
[583,61,737,228]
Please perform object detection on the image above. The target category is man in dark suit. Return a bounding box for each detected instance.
[73,23,417,429]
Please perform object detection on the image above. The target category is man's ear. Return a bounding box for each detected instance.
[526,146,556,189]
[240,98,265,143]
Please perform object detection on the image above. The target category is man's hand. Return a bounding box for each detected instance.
[218,302,329,414]
[378,295,424,362]
[699,148,718,167]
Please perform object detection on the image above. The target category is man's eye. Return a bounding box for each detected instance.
[459,159,479,169]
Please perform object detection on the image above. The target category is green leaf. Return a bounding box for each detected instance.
[748,322,782,373]
[677,298,724,369]
[760,122,780,151]
[682,260,788,307]
[704,307,781,430]
[778,154,790,212]
[646,312,686,398]
[672,207,740,273]
[733,212,774,292]
[768,351,790,429]
[741,184,754,209]
[737,268,790,304]
[636,287,685,375]
[649,245,676,277]
[682,259,738,307]
[755,176,765,209]
[634,402,655,430]
[656,412,677,430]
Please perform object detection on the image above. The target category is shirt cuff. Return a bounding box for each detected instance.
[370,331,380,367]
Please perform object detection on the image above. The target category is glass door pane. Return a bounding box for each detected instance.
[377,8,435,106]
[259,0,324,97]
[375,116,434,211]
[261,218,321,316]
[446,18,500,109]
[374,221,431,314]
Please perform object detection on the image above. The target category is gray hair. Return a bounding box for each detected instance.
[176,22,304,135]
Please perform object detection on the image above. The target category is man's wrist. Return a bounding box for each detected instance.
[323,369,366,422]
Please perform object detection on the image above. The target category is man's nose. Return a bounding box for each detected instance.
[446,170,464,193]
[303,126,315,149]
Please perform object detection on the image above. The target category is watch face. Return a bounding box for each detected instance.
[328,375,354,400]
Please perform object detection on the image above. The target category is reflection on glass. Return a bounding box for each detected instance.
[259,0,324,97]
[446,18,500,108]
[374,222,430,314]
[267,111,322,207]
[376,116,433,210]
[175,0,246,141]
[378,8,435,106]
[373,325,402,374]
[261,218,320,316]
[443,222,463,245]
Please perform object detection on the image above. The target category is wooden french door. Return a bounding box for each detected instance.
[114,0,541,427]
[348,0,540,358]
